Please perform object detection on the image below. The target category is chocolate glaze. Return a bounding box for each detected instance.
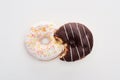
[54,23,93,62]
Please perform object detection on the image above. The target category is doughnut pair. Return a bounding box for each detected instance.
[25,22,93,62]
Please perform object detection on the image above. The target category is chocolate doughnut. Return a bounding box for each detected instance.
[54,23,93,62]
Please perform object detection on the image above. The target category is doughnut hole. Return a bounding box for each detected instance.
[40,37,50,45]
[38,33,52,45]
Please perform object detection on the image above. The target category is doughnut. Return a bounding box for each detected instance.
[25,23,65,61]
[54,23,93,62]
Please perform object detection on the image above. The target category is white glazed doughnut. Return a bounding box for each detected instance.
[25,23,65,61]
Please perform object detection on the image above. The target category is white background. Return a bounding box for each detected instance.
[0,0,120,80]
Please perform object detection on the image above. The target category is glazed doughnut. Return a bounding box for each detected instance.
[54,23,93,62]
[25,23,65,61]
